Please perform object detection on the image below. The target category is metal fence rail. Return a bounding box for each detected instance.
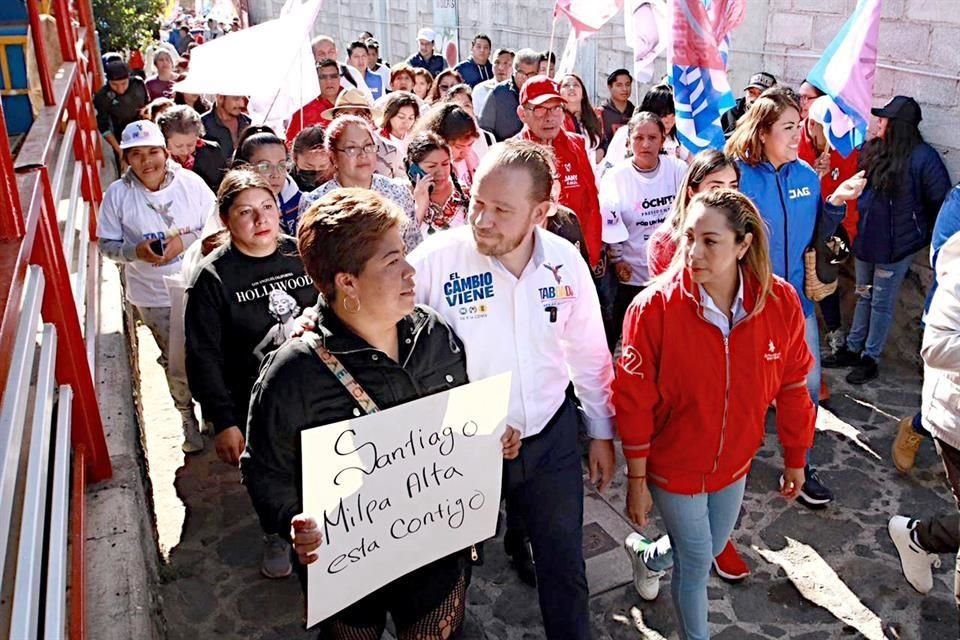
[0,1,111,638]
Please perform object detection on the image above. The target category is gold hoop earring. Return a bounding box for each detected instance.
[342,296,361,313]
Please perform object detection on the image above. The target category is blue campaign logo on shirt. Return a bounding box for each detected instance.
[444,271,495,309]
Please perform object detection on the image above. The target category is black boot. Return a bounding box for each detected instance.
[823,345,860,368]
[846,355,879,385]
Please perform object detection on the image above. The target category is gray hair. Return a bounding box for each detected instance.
[514,48,540,71]
[156,105,205,139]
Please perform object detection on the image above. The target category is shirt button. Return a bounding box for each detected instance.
[372,354,379,361]
[352,408,361,417]
[445,374,454,383]
[405,338,412,344]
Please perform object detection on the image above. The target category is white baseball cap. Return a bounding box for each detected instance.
[120,120,166,149]
[416,28,436,42]
[601,206,628,243]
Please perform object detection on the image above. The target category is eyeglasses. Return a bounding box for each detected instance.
[318,72,340,81]
[333,144,378,157]
[525,104,565,118]
[252,161,288,176]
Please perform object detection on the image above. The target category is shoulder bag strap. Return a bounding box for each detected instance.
[308,340,381,414]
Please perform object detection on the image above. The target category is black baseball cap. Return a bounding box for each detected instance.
[745,72,777,91]
[871,95,922,125]
[105,60,130,81]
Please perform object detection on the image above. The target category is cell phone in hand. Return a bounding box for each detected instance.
[407,163,434,194]
[149,238,164,256]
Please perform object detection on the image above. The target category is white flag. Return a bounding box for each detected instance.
[625,0,670,83]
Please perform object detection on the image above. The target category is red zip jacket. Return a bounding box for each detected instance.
[614,269,815,495]
[798,122,860,244]
[516,127,602,268]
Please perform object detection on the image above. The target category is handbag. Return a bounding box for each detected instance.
[803,222,850,302]
[307,338,484,566]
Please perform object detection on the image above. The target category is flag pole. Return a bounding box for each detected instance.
[547,15,558,71]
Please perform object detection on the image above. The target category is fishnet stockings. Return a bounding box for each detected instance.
[323,572,467,640]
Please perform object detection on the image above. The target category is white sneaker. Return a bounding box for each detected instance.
[261,534,293,579]
[624,532,664,601]
[888,515,940,594]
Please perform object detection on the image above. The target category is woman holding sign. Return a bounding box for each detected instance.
[614,190,816,640]
[242,188,520,639]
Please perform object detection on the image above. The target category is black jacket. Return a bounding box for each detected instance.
[200,109,252,161]
[241,303,468,539]
[93,77,149,139]
[478,78,522,141]
[721,97,747,136]
[855,142,951,264]
[191,140,229,192]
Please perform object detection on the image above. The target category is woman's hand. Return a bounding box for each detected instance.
[780,466,805,500]
[412,174,435,223]
[589,438,616,493]
[614,261,633,283]
[501,426,521,460]
[214,426,245,466]
[290,306,320,339]
[814,151,831,178]
[160,235,185,264]
[135,239,166,264]
[290,514,322,565]
[827,170,867,205]
[626,478,653,528]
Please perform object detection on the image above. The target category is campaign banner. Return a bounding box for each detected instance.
[302,373,511,628]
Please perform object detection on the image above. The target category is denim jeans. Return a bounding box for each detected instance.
[804,314,821,406]
[845,255,914,361]
[650,477,747,640]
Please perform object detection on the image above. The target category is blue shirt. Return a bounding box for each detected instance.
[407,52,446,78]
[454,59,494,87]
[364,71,384,101]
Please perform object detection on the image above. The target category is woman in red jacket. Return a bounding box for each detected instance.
[614,189,816,640]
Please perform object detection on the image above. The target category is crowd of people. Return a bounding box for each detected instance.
[93,16,960,640]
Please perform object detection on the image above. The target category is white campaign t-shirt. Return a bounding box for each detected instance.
[599,155,687,285]
[98,165,215,307]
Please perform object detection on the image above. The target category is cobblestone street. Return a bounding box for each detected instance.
[136,327,957,640]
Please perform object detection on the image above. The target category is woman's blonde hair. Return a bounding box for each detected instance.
[724,90,800,166]
[661,188,774,314]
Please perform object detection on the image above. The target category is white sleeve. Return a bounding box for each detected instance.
[923,256,960,372]
[96,188,123,241]
[559,251,616,439]
[408,242,435,307]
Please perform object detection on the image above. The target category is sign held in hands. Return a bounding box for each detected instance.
[302,373,511,628]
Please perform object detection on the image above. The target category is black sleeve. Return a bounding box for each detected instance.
[184,267,238,433]
[241,343,313,539]
[93,89,112,135]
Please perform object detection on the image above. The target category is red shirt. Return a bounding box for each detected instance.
[798,121,860,243]
[614,270,815,494]
[646,223,676,277]
[516,127,603,268]
[285,94,337,146]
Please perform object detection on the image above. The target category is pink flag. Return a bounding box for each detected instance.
[554,0,624,37]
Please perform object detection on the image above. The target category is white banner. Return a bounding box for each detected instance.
[302,373,511,628]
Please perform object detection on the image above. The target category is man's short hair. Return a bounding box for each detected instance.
[494,48,515,60]
[316,58,339,73]
[347,40,369,56]
[539,51,556,64]
[472,33,492,47]
[514,48,540,71]
[606,68,632,87]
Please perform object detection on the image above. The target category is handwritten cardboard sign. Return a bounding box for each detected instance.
[302,373,511,628]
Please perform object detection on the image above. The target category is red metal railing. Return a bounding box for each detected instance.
[0,1,111,638]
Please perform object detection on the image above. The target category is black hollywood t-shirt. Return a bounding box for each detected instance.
[185,236,316,433]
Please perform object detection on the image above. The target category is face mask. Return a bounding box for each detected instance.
[295,168,326,191]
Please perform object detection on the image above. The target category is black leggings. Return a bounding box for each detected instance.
[610,284,645,351]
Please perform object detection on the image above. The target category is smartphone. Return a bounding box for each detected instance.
[149,238,164,256]
[406,162,427,183]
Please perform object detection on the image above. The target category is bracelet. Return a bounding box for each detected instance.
[625,473,646,480]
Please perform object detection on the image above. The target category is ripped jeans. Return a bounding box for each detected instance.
[845,255,914,361]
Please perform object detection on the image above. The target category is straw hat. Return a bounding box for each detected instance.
[321,89,379,121]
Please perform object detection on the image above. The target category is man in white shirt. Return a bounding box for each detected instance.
[409,140,615,640]
[97,120,215,453]
[473,48,515,118]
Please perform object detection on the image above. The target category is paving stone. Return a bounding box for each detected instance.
[713,626,767,639]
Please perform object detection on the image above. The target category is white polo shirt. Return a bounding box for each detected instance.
[408,225,615,440]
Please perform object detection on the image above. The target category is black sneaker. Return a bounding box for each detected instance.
[504,530,537,587]
[797,466,833,509]
[822,345,860,368]
[846,355,879,385]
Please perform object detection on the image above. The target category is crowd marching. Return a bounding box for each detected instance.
[93,8,960,640]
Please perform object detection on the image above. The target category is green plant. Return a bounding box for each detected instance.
[92,0,166,52]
